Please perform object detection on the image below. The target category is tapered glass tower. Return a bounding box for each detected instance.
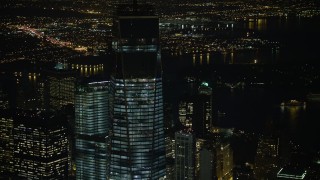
[110,3,166,179]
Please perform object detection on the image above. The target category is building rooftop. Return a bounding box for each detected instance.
[277,166,307,179]
[0,109,67,129]
[116,4,156,16]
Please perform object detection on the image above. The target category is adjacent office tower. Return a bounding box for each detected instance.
[193,82,212,137]
[13,110,68,179]
[44,63,76,110]
[0,112,14,177]
[75,80,110,179]
[165,136,175,179]
[178,82,212,137]
[175,130,195,180]
[215,142,233,180]
[199,148,213,180]
[254,136,279,179]
[178,101,193,128]
[110,2,166,179]
[199,142,233,180]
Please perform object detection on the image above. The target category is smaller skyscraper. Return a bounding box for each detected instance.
[13,110,68,179]
[0,90,9,109]
[199,148,213,180]
[0,112,14,177]
[178,101,193,128]
[166,136,175,159]
[254,136,279,179]
[75,79,110,179]
[175,130,195,180]
[199,141,233,180]
[165,136,175,179]
[216,143,233,179]
[178,82,213,138]
[44,63,77,110]
[195,138,206,178]
[193,82,212,138]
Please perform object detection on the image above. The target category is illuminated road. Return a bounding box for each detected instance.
[15,25,73,48]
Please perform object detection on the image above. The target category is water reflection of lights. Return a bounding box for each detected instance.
[288,106,299,119]
[72,64,104,76]
[280,104,306,131]
[280,104,306,113]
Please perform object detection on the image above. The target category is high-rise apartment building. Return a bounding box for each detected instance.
[175,130,195,180]
[75,80,110,179]
[110,3,166,179]
[13,110,68,179]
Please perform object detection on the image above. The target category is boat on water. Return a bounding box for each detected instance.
[280,100,306,107]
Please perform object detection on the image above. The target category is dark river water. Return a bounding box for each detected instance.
[167,15,320,65]
[163,16,320,155]
[214,87,320,150]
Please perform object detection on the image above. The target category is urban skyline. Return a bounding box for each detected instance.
[1,0,320,179]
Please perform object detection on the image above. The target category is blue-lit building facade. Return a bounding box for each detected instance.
[110,3,166,179]
[75,80,110,179]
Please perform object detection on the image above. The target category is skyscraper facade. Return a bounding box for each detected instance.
[75,80,110,179]
[178,82,212,137]
[199,148,213,180]
[165,136,175,179]
[0,113,14,177]
[44,63,76,110]
[175,130,195,180]
[110,3,166,179]
[199,141,233,180]
[178,101,193,128]
[254,136,279,179]
[215,142,233,180]
[13,110,68,179]
[193,82,212,137]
